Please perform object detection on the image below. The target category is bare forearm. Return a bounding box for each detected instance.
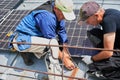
[92,51,113,61]
[92,33,115,61]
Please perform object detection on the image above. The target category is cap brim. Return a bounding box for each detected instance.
[62,11,76,20]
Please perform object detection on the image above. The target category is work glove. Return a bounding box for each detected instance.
[81,55,93,65]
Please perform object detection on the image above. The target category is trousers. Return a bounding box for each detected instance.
[13,36,59,59]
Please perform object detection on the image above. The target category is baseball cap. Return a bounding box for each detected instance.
[55,0,76,20]
[79,1,100,21]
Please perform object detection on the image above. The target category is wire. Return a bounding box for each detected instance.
[0,64,86,80]
[0,39,120,52]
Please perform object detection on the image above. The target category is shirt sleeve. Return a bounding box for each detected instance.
[57,20,68,43]
[102,16,116,34]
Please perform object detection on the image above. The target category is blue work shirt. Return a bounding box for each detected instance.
[11,10,68,51]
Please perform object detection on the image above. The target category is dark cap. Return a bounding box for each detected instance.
[79,1,100,21]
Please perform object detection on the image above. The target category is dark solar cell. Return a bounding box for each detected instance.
[80,29,87,36]
[74,9,79,16]
[73,29,80,36]
[70,37,79,45]
[68,22,76,28]
[69,48,78,55]
[67,29,74,36]
[0,33,6,39]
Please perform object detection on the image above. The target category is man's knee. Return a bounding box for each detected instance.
[50,39,58,45]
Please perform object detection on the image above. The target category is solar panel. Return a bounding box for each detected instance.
[0,0,23,9]
[66,10,98,56]
[0,10,30,50]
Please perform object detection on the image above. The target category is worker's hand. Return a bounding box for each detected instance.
[81,55,93,65]
[59,52,75,70]
[59,43,75,70]
[63,57,75,70]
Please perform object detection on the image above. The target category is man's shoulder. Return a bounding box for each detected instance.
[105,8,120,12]
[30,10,52,16]
[105,9,120,16]
[103,9,120,21]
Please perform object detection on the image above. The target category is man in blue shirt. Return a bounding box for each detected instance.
[9,0,76,70]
